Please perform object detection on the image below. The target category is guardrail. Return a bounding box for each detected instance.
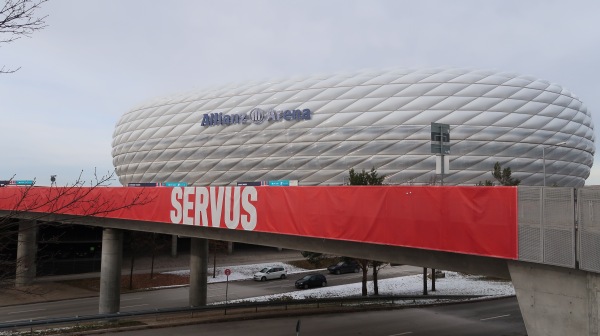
[0,294,485,331]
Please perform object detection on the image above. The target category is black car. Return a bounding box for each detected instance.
[295,274,327,289]
[327,261,360,275]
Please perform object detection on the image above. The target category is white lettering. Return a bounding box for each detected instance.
[241,187,257,230]
[182,187,195,225]
[210,187,225,227]
[224,187,241,229]
[169,186,258,230]
[170,187,183,223]
[194,187,209,226]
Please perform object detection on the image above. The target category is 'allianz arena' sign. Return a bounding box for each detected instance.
[201,107,311,127]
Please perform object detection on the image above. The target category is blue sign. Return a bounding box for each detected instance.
[14,180,34,186]
[268,180,290,186]
[163,182,188,187]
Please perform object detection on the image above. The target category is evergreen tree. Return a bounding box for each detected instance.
[491,162,521,186]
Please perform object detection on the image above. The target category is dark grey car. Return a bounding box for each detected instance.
[327,261,360,275]
[295,274,327,289]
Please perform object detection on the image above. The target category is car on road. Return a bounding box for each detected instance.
[253,266,287,281]
[295,273,327,289]
[327,260,360,274]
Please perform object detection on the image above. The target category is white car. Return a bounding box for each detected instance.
[253,266,287,281]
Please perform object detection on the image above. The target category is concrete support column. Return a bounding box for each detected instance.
[15,220,37,287]
[227,241,233,255]
[508,260,600,336]
[189,237,208,307]
[99,228,123,314]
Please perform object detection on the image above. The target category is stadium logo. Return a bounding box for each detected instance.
[201,107,311,127]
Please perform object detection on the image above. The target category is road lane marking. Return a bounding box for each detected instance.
[481,314,510,321]
[121,304,149,309]
[7,308,46,314]
[388,332,413,335]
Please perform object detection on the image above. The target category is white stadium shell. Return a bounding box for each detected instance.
[112,68,595,187]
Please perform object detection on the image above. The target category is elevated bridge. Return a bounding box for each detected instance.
[1,185,599,336]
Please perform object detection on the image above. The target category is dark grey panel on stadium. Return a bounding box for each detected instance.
[112,68,595,187]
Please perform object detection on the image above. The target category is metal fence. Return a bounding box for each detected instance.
[517,186,600,271]
[577,187,600,273]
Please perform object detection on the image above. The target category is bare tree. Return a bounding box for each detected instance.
[0,0,48,73]
[0,170,152,290]
[347,167,387,296]
[370,260,388,295]
[357,258,369,296]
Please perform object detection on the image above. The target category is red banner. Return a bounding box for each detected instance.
[0,186,518,259]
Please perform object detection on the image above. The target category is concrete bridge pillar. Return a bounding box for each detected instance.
[99,228,123,314]
[15,220,37,287]
[509,260,600,336]
[189,237,208,307]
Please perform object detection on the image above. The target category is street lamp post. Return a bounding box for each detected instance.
[543,141,566,187]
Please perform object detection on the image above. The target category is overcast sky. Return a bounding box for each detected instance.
[1,0,599,186]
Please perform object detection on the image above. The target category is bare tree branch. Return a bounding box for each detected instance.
[0,169,154,291]
[0,0,48,73]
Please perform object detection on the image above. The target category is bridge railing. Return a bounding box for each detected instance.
[517,186,600,272]
[577,187,600,273]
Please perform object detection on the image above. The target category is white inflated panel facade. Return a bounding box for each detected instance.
[112,68,595,187]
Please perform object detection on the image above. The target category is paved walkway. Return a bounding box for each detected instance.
[0,246,304,307]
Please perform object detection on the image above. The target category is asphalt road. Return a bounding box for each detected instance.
[107,297,526,336]
[0,265,425,323]
[0,265,526,335]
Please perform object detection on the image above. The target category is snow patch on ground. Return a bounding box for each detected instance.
[163,263,514,304]
[224,271,514,303]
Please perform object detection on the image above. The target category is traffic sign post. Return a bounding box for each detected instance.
[430,144,450,155]
[224,268,231,315]
[431,122,451,185]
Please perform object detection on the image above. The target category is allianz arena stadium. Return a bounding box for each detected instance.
[112,68,595,187]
